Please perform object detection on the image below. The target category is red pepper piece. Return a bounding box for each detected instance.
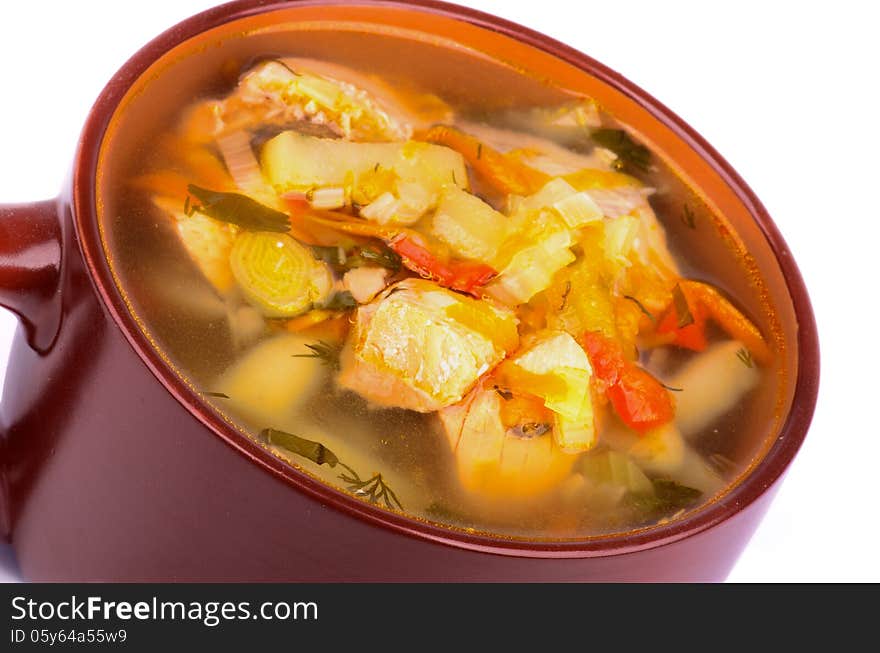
[389,235,496,297]
[579,331,675,433]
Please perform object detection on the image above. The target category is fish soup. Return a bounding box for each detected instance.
[97,16,786,540]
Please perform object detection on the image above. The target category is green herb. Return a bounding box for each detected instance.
[273,60,301,77]
[322,291,358,311]
[681,204,697,229]
[262,428,403,510]
[374,162,380,172]
[477,143,483,160]
[590,128,651,173]
[187,184,290,232]
[350,244,402,271]
[559,280,572,311]
[452,169,458,185]
[736,348,754,368]
[493,386,513,401]
[659,382,683,393]
[626,479,702,520]
[292,340,343,371]
[183,195,194,217]
[339,469,403,510]
[262,428,340,467]
[652,479,702,505]
[310,244,347,267]
[310,243,401,272]
[623,294,656,323]
[507,422,552,439]
[672,284,694,328]
[204,391,230,399]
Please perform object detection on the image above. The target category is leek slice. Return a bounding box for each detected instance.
[230,232,333,317]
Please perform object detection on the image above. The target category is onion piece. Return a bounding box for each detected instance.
[217,131,265,195]
[553,191,603,228]
[666,340,761,439]
[343,267,390,303]
[308,187,347,210]
[359,192,400,224]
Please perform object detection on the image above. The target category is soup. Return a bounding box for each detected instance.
[98,19,785,540]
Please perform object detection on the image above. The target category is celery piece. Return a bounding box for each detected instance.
[431,186,510,266]
[554,390,597,453]
[485,228,575,305]
[504,331,597,453]
[508,332,591,421]
[520,177,577,212]
[261,131,468,196]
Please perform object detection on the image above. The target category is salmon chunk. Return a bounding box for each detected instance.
[338,279,519,412]
[438,386,576,499]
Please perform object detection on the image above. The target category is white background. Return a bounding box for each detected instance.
[1,0,877,582]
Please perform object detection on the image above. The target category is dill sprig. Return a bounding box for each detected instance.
[623,294,656,323]
[591,128,652,173]
[273,59,301,77]
[338,468,403,511]
[292,340,344,371]
[263,428,403,510]
[736,348,754,368]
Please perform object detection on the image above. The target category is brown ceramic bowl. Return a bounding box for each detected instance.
[0,0,818,581]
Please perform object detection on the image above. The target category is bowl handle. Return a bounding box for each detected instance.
[1,199,63,541]
[0,200,63,351]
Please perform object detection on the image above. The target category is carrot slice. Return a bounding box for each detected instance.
[420,125,550,195]
[657,280,772,366]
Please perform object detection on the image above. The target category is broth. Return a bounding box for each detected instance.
[98,15,786,540]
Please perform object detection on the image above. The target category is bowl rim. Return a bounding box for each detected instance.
[71,0,820,558]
